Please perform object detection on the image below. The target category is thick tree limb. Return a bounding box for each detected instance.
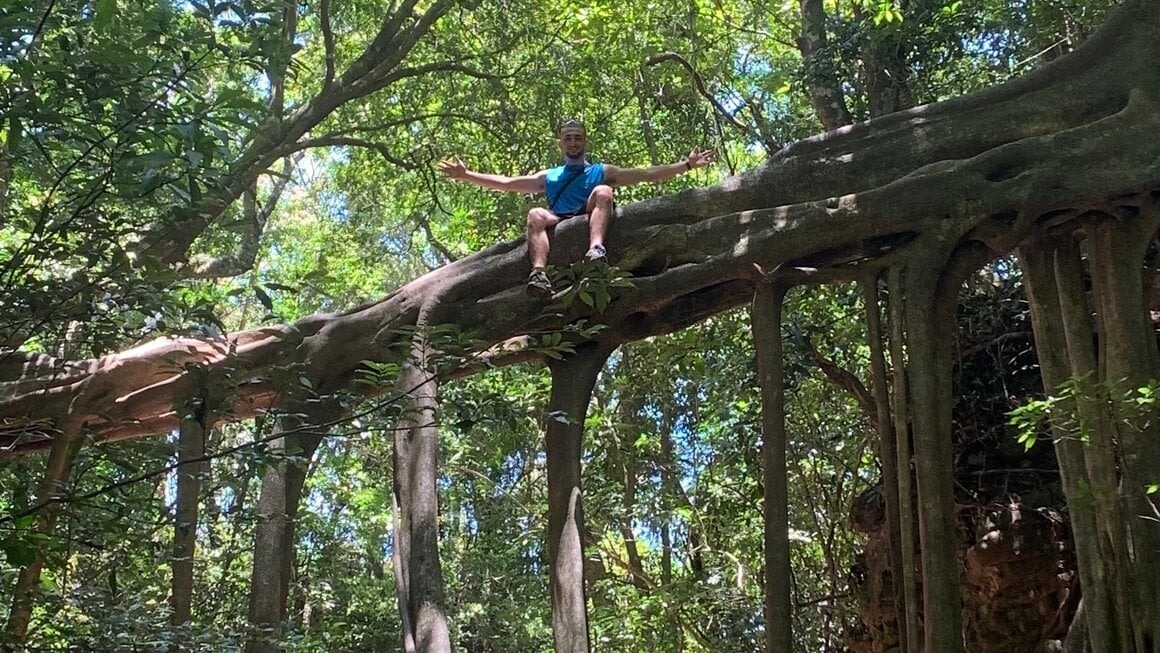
[3,0,1160,455]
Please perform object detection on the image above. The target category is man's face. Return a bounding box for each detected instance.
[557,128,587,158]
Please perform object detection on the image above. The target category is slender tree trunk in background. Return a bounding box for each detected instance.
[1019,238,1122,653]
[903,255,965,653]
[546,343,611,653]
[854,2,913,118]
[797,0,853,131]
[170,395,211,650]
[657,407,684,653]
[751,281,792,653]
[393,490,417,653]
[636,90,661,166]
[392,327,453,653]
[888,267,922,653]
[3,426,79,642]
[1087,207,1160,652]
[245,413,328,653]
[0,136,11,221]
[1052,235,1135,651]
[862,275,910,653]
[611,349,647,590]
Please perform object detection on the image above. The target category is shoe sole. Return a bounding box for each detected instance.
[526,284,553,299]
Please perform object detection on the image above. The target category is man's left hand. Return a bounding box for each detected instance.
[687,149,716,169]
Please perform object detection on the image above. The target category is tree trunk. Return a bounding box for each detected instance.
[1019,237,1124,653]
[751,281,792,653]
[1086,206,1160,652]
[3,427,79,641]
[6,0,1160,457]
[798,0,853,131]
[610,349,648,590]
[393,330,453,653]
[245,412,329,653]
[903,252,965,653]
[546,343,611,653]
[863,274,910,652]
[888,266,922,652]
[171,400,210,649]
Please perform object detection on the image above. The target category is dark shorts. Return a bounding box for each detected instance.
[554,209,587,220]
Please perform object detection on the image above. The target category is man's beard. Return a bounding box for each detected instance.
[564,151,586,166]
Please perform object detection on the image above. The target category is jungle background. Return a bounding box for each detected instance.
[0,0,1123,651]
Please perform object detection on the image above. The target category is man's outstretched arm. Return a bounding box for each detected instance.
[437,156,547,194]
[604,149,715,187]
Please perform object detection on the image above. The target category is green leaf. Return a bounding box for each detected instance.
[93,0,117,30]
[2,539,38,566]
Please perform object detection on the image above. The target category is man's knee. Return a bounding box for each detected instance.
[591,184,614,205]
[527,207,552,230]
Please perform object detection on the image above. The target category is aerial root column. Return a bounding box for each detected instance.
[1087,207,1160,652]
[887,267,922,652]
[903,256,965,653]
[546,342,612,653]
[863,273,911,653]
[393,329,452,653]
[751,281,792,653]
[171,397,210,650]
[1019,238,1122,653]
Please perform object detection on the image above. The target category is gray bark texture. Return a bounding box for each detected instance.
[546,344,611,653]
[5,0,1158,455]
[1019,238,1124,653]
[887,267,921,653]
[171,404,209,644]
[392,332,453,653]
[751,282,792,653]
[246,413,329,653]
[1,3,1160,652]
[902,247,965,653]
[863,275,910,653]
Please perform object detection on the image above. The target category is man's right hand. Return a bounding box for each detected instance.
[437,156,468,180]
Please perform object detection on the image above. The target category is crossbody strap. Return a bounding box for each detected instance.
[547,167,586,213]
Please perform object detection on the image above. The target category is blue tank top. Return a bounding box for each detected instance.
[545,162,604,215]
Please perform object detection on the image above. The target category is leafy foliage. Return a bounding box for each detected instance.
[0,0,1122,650]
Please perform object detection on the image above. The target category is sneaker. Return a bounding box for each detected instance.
[526,268,553,298]
[584,244,607,264]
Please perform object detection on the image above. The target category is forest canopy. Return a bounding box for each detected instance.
[2,1,1158,653]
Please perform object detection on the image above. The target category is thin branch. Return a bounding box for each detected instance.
[320,0,336,91]
[358,59,502,99]
[958,330,1033,360]
[287,135,417,169]
[186,156,298,279]
[414,211,458,263]
[268,0,299,117]
[808,338,878,426]
[645,52,764,145]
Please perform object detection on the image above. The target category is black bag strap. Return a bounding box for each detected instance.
[547,166,586,213]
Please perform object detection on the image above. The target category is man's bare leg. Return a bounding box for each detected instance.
[526,207,560,269]
[584,185,614,255]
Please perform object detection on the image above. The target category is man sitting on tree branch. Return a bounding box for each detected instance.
[439,119,715,298]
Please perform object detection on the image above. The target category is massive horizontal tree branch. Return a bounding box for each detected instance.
[3,0,1159,456]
